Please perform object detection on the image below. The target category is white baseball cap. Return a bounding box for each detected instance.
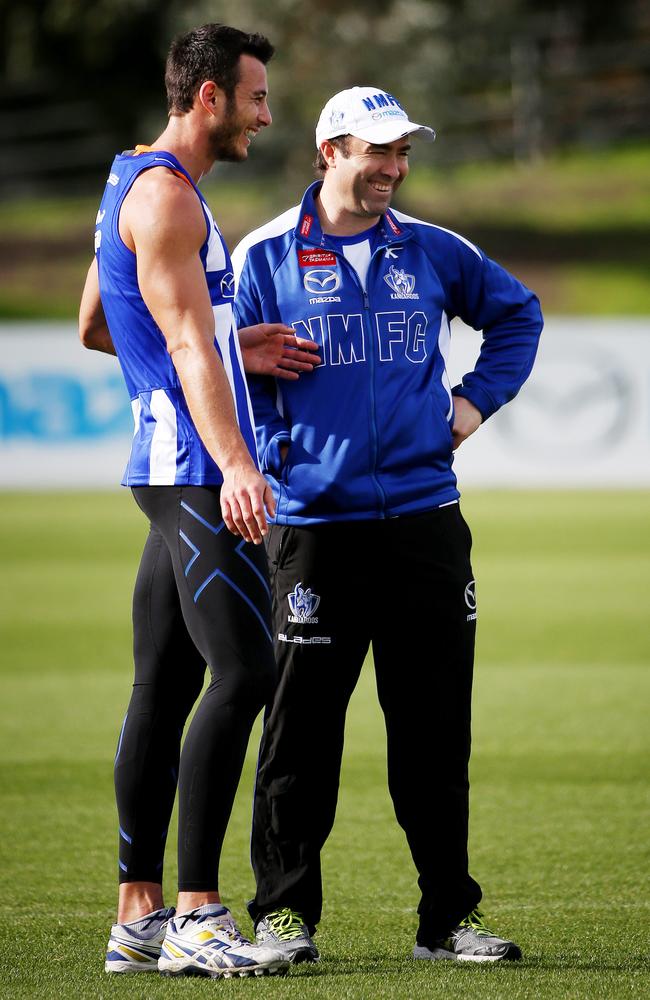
[315,86,435,148]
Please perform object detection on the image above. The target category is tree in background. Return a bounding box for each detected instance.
[0,0,175,191]
[0,0,647,193]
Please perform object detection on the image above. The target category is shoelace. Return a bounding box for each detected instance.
[208,916,252,945]
[177,909,245,943]
[265,907,306,941]
[457,908,493,937]
[178,908,206,929]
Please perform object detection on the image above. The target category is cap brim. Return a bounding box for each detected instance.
[349,121,436,144]
[315,121,435,148]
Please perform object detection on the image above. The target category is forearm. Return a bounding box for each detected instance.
[171,342,256,474]
[81,323,116,355]
[79,257,116,355]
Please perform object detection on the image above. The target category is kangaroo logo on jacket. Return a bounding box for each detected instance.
[384,265,419,300]
[288,582,321,624]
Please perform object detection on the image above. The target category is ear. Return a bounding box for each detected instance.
[197,80,224,116]
[319,139,339,169]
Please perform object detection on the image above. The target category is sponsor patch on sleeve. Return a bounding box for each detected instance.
[298,249,337,267]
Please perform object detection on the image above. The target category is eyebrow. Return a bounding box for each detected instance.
[367,143,411,152]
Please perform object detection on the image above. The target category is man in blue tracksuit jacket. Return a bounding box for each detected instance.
[233,86,543,965]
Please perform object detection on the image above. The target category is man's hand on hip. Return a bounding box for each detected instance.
[451,396,483,450]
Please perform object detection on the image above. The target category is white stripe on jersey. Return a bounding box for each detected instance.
[227,311,258,454]
[213,303,236,393]
[130,397,141,434]
[211,304,257,463]
[202,203,227,272]
[437,310,454,420]
[124,397,143,483]
[149,389,178,485]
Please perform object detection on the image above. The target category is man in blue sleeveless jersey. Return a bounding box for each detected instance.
[78,24,317,979]
[232,87,543,964]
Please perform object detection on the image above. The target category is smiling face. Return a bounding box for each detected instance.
[209,53,271,162]
[319,135,410,230]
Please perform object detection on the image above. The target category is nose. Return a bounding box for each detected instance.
[258,100,272,127]
[381,154,403,180]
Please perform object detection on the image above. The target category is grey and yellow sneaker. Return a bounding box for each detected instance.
[255,907,319,964]
[413,908,522,963]
[105,906,175,973]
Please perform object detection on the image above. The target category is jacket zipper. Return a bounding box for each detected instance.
[329,251,387,516]
[300,223,412,516]
[360,283,387,516]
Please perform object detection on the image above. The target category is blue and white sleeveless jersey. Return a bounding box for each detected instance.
[94,149,258,486]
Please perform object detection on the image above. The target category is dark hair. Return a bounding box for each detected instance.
[313,135,352,175]
[165,23,274,114]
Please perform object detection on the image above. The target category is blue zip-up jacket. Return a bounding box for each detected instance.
[233,181,542,525]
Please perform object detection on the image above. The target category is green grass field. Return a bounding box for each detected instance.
[1,143,649,318]
[1,491,649,999]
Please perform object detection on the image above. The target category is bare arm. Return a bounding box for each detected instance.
[122,170,274,543]
[78,258,116,355]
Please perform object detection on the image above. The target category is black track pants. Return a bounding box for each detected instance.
[249,505,482,943]
[114,485,276,891]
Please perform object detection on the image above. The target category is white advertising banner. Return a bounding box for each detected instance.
[0,324,131,487]
[448,317,650,487]
[1,318,649,488]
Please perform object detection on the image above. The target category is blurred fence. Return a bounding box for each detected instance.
[2,318,649,489]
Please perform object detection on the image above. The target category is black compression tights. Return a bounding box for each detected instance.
[114,486,276,892]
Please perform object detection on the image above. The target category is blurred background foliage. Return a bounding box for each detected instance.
[0,0,648,317]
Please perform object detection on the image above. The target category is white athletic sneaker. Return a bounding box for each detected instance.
[158,904,289,978]
[105,906,175,973]
[413,908,522,963]
[255,908,320,963]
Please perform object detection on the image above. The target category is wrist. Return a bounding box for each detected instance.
[219,447,257,477]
